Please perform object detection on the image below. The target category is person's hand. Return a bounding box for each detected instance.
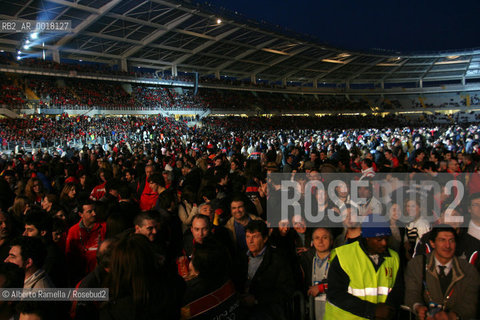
[258,181,267,198]
[415,305,428,320]
[307,285,320,297]
[375,303,394,320]
[296,247,308,254]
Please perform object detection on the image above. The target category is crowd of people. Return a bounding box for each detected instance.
[0,113,479,319]
[3,55,480,114]
[1,73,373,112]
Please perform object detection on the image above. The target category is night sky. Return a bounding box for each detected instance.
[199,0,480,53]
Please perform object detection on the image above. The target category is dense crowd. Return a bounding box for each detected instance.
[3,56,479,113]
[0,114,480,319]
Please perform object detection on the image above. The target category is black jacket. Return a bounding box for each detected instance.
[239,245,295,307]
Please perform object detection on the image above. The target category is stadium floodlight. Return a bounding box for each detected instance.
[31,32,38,40]
[17,55,21,60]
[23,44,29,49]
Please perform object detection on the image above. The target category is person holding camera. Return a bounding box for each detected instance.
[405,225,479,320]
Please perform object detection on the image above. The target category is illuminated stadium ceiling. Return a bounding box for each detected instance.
[1,0,480,85]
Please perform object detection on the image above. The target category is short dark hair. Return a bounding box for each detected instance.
[362,158,373,168]
[79,198,96,212]
[0,262,24,288]
[147,173,165,187]
[24,210,52,234]
[245,220,268,238]
[429,224,457,243]
[133,211,157,227]
[191,214,211,229]
[230,194,245,206]
[469,192,480,203]
[312,227,333,241]
[10,236,47,269]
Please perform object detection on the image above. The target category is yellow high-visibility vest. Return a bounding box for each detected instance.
[325,241,399,320]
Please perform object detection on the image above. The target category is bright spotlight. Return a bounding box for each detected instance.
[18,50,22,54]
[17,55,21,60]
[26,40,30,44]
[216,18,222,24]
[31,33,38,40]
[23,45,29,49]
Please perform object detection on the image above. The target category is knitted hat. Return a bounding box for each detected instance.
[361,215,391,238]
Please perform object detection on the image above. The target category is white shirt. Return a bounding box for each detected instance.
[468,219,480,241]
[434,256,453,276]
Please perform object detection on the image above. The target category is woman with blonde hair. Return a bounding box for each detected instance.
[7,195,31,233]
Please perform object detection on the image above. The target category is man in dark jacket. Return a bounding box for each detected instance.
[238,220,295,320]
[405,225,479,320]
[300,227,333,319]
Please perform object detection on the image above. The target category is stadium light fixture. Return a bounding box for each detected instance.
[30,32,38,40]
[322,59,347,64]
[434,59,469,65]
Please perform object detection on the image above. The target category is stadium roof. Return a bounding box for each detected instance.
[2,0,480,85]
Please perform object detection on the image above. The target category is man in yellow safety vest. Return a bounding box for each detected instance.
[325,218,404,320]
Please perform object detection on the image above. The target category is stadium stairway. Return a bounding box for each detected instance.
[0,107,19,118]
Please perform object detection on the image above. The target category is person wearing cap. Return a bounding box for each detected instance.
[325,217,403,320]
[404,225,479,320]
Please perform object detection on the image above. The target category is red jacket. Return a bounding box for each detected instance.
[139,181,158,211]
[90,182,106,201]
[65,221,106,284]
